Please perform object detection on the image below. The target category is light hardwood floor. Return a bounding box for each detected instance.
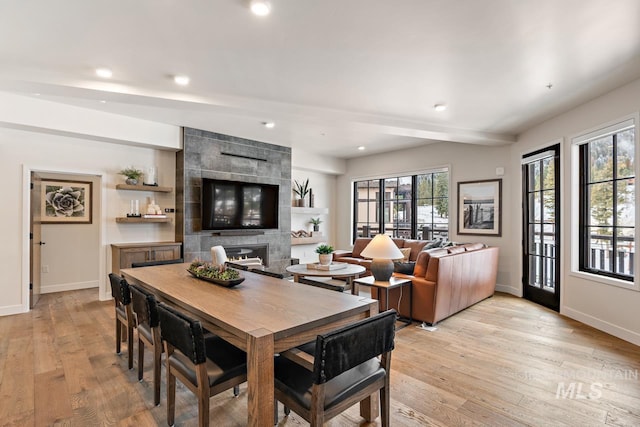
[1,289,638,426]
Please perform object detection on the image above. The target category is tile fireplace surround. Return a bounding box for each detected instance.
[176,128,292,273]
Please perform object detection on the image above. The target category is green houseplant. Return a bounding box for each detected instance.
[309,217,322,231]
[119,167,143,185]
[315,243,334,265]
[293,178,310,207]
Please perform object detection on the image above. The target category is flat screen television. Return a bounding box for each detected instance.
[201,178,279,230]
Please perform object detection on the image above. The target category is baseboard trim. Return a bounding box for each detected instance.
[41,280,99,294]
[495,283,521,296]
[0,304,28,316]
[562,306,640,346]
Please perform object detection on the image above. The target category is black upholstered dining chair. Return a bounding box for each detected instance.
[274,309,397,426]
[156,302,248,427]
[224,261,249,271]
[129,284,163,405]
[131,258,184,268]
[108,273,135,369]
[249,268,285,279]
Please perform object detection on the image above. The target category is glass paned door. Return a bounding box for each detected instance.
[522,145,560,311]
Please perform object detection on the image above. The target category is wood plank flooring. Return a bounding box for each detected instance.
[1,289,638,426]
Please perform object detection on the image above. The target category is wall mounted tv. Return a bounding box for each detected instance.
[201,178,279,230]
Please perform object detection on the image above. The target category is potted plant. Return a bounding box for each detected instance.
[309,217,322,232]
[119,167,143,185]
[315,243,334,265]
[293,178,310,207]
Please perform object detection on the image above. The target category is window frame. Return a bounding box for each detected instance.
[570,115,639,291]
[352,168,449,242]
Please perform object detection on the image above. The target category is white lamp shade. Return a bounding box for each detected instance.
[360,234,404,260]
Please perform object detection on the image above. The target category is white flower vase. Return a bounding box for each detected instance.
[318,253,332,265]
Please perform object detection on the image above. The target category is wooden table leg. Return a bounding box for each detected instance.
[247,328,275,427]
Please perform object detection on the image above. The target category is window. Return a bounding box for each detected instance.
[575,120,635,282]
[353,170,449,240]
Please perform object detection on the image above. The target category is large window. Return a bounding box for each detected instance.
[576,120,635,282]
[353,170,449,241]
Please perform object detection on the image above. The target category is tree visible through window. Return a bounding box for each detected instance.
[579,124,635,281]
[353,170,449,240]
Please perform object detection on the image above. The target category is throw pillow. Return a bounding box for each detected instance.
[393,247,412,261]
[393,261,416,275]
[425,239,443,249]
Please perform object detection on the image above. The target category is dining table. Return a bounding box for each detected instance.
[121,262,379,426]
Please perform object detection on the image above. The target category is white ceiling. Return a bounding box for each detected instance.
[1,0,640,158]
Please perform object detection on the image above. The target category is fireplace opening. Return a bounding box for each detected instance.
[224,244,269,267]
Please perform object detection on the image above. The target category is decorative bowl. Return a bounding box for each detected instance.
[186,269,245,288]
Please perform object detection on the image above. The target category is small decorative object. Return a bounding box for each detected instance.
[360,234,404,281]
[127,199,141,217]
[309,217,322,232]
[143,166,158,186]
[309,188,314,207]
[119,167,143,186]
[147,199,162,215]
[187,259,245,287]
[41,179,92,224]
[457,179,502,236]
[293,178,310,207]
[315,243,334,265]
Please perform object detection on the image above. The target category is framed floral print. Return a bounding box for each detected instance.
[41,179,92,224]
[457,179,501,236]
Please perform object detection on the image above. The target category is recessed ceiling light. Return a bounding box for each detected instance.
[263,121,275,129]
[250,0,271,16]
[100,100,107,104]
[174,75,190,86]
[96,68,112,78]
[358,146,366,151]
[33,93,41,96]
[434,104,447,112]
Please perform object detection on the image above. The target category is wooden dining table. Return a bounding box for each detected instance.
[121,262,379,426]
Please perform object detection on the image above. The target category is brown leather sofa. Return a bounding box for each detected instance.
[373,243,499,325]
[332,237,429,275]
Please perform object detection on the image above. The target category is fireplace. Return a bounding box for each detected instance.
[224,244,269,267]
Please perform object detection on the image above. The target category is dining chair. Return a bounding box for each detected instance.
[210,245,228,266]
[156,302,248,427]
[298,276,346,292]
[274,309,397,426]
[249,268,285,279]
[131,258,184,268]
[224,261,249,271]
[129,284,163,405]
[108,273,135,369]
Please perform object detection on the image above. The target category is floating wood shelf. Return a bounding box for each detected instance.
[291,236,326,246]
[116,184,173,193]
[116,217,172,223]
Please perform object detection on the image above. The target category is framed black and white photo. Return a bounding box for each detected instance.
[457,179,501,236]
[41,179,92,224]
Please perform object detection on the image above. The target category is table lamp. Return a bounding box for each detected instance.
[360,234,404,281]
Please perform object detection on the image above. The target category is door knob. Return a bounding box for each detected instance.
[38,241,46,245]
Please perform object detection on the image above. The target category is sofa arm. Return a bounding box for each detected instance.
[332,250,352,260]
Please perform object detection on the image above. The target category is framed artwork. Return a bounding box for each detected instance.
[457,179,501,236]
[41,179,92,224]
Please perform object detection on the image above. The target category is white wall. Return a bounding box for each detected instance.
[0,94,180,315]
[511,77,640,345]
[336,141,512,288]
[291,168,338,264]
[39,172,101,294]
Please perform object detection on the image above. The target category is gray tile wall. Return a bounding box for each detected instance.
[176,128,292,273]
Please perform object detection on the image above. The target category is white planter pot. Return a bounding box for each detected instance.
[318,253,332,265]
